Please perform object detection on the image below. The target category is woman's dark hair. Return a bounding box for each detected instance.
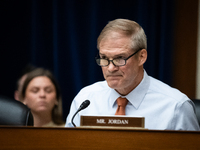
[21,68,64,124]
[15,64,36,90]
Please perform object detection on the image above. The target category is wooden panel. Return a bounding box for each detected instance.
[0,127,200,149]
[173,0,198,99]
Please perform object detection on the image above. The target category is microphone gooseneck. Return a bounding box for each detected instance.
[71,100,90,127]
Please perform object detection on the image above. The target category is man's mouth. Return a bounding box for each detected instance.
[107,74,122,78]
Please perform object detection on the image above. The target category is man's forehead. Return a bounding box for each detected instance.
[99,37,131,51]
[103,31,128,39]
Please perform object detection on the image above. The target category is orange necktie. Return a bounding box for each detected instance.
[115,97,128,115]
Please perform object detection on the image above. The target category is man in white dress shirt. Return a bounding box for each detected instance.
[66,19,199,130]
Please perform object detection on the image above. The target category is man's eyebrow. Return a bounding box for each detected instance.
[99,53,127,57]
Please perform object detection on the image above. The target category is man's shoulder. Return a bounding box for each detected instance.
[74,80,110,100]
[79,80,109,93]
[148,76,189,101]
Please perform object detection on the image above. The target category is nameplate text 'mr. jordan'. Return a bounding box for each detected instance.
[80,115,145,128]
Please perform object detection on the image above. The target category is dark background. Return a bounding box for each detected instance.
[0,0,184,121]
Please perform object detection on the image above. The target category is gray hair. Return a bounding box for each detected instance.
[97,19,147,51]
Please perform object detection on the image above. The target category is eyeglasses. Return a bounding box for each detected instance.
[95,48,142,67]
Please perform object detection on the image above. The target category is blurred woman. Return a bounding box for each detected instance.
[20,68,64,127]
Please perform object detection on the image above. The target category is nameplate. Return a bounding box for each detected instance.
[80,115,145,128]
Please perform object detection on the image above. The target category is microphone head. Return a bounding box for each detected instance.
[80,100,90,110]
[71,100,90,127]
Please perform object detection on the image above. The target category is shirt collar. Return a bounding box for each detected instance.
[110,89,120,107]
[109,70,150,109]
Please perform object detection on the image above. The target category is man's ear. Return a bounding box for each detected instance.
[138,49,147,66]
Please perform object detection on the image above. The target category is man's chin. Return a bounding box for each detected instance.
[106,81,120,89]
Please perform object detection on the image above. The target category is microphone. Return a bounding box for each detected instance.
[71,100,90,127]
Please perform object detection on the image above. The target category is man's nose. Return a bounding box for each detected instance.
[107,60,118,72]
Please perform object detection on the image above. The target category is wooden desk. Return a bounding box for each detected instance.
[0,126,200,149]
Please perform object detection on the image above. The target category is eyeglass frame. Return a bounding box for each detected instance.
[95,48,143,67]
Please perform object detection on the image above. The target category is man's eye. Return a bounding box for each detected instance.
[116,55,125,59]
[115,58,123,61]
[100,55,107,59]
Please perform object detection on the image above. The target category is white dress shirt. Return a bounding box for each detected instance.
[65,70,200,130]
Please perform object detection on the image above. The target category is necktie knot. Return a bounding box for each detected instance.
[115,97,128,115]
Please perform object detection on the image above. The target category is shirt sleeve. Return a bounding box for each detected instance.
[171,100,200,131]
